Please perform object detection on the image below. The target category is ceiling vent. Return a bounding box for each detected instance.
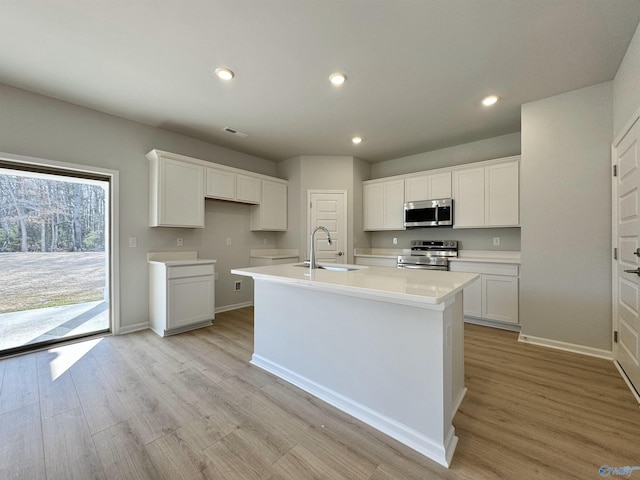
[223,127,248,138]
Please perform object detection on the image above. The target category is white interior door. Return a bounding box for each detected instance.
[308,191,347,264]
[614,116,640,396]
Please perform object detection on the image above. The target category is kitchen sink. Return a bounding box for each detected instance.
[294,263,366,272]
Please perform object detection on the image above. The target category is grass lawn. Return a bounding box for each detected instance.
[0,252,105,314]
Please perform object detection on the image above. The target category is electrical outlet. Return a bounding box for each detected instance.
[128,237,137,248]
[234,280,242,291]
[393,237,398,245]
[226,238,232,246]
[177,237,183,247]
[493,237,500,246]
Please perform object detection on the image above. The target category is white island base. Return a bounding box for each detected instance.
[246,276,466,467]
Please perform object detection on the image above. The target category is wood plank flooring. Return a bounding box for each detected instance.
[0,307,638,479]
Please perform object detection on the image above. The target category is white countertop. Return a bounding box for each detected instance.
[249,248,299,259]
[232,263,478,308]
[450,250,520,264]
[147,251,217,265]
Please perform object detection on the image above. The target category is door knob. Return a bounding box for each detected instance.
[624,268,640,275]
[337,252,344,256]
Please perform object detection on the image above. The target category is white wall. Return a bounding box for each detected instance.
[0,83,280,329]
[613,22,640,135]
[520,82,613,352]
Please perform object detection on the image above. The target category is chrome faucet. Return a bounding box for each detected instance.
[309,226,333,269]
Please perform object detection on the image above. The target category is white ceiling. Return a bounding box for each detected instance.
[1,1,639,163]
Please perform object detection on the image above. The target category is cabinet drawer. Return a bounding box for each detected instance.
[167,264,214,279]
[449,261,519,276]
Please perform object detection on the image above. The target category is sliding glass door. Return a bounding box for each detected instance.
[0,165,111,355]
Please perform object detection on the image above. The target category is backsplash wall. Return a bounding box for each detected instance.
[367,227,521,251]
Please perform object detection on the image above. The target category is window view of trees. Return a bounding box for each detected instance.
[0,170,107,253]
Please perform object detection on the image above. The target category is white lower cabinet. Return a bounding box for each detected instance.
[482,274,518,323]
[149,261,216,337]
[449,261,519,326]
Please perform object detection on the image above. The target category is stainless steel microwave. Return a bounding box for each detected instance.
[403,198,453,228]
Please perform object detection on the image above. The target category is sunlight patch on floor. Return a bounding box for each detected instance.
[48,337,103,381]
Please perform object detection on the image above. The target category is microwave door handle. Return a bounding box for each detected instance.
[434,205,439,224]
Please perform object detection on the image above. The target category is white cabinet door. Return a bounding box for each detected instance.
[404,171,451,202]
[364,180,404,230]
[405,176,428,202]
[485,161,519,227]
[453,167,485,227]
[236,174,262,204]
[150,156,204,228]
[428,171,452,199]
[482,275,519,324]
[364,183,385,230]
[251,180,287,231]
[168,275,215,329]
[462,276,482,318]
[205,167,235,200]
[384,180,405,229]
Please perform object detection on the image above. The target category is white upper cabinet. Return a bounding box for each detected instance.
[148,149,287,230]
[148,151,205,228]
[205,167,235,200]
[452,166,485,227]
[206,168,262,204]
[363,179,405,231]
[452,156,519,228]
[485,161,519,227]
[251,180,287,231]
[236,174,262,204]
[404,171,452,202]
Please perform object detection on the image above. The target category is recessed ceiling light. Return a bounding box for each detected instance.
[351,136,362,144]
[329,73,347,86]
[482,95,499,107]
[215,67,235,80]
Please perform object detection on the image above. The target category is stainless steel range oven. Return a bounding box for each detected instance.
[397,240,458,271]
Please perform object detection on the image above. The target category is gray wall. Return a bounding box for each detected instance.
[371,132,521,179]
[0,83,280,330]
[520,82,613,351]
[367,133,522,252]
[613,22,640,135]
[277,155,367,263]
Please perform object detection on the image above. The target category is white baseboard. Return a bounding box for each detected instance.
[451,387,467,421]
[117,321,149,335]
[251,353,456,467]
[117,303,253,336]
[215,301,253,313]
[614,361,640,406]
[464,317,521,332]
[518,333,613,360]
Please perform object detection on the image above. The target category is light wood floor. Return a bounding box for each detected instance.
[1,307,638,479]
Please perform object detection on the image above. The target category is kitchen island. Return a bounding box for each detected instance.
[231,263,477,467]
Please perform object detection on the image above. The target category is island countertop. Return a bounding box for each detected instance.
[232,263,478,309]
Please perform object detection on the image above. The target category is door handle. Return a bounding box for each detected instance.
[624,268,640,275]
[634,248,640,256]
[337,252,343,256]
